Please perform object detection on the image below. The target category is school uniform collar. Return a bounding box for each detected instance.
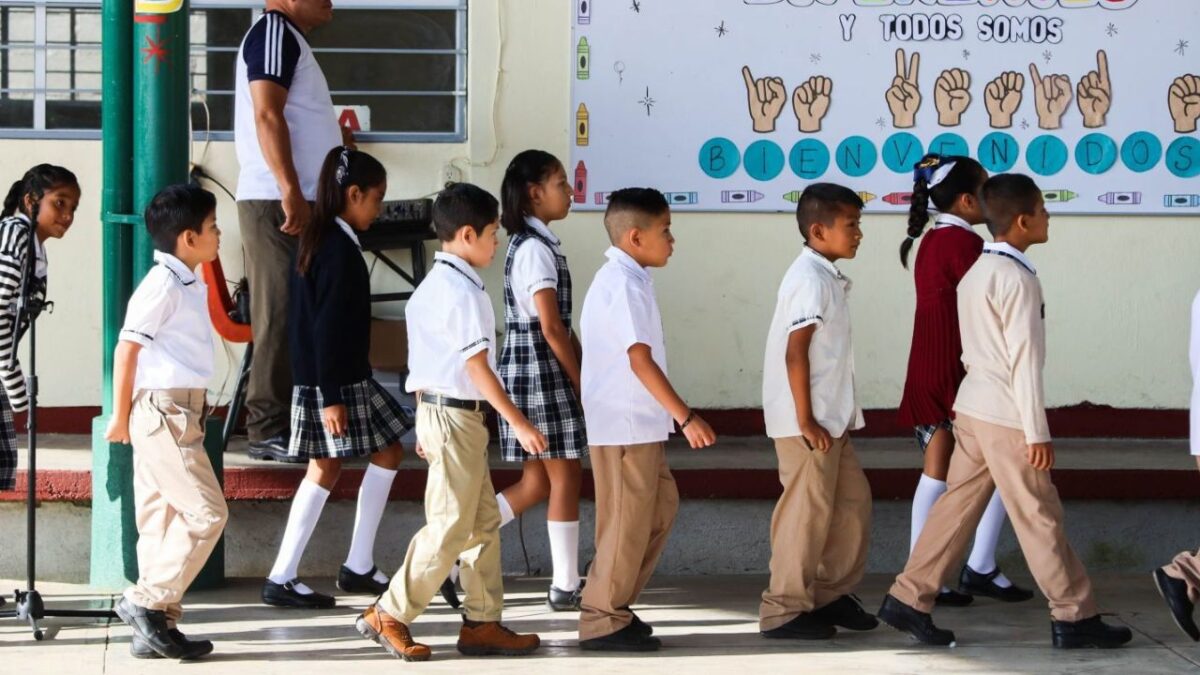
[152,250,197,286]
[932,213,976,233]
[524,216,560,247]
[801,245,848,282]
[983,242,1037,275]
[433,251,485,290]
[604,246,651,284]
[335,216,361,250]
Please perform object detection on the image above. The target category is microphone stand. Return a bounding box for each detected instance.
[0,204,116,639]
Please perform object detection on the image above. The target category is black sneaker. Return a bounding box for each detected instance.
[261,579,336,609]
[337,565,389,595]
[115,597,185,659]
[440,571,461,609]
[934,588,974,607]
[131,629,214,660]
[621,607,653,638]
[811,594,879,631]
[1051,615,1133,649]
[1154,568,1200,641]
[248,435,304,463]
[761,612,837,640]
[959,565,1035,603]
[547,584,584,611]
[580,621,662,652]
[877,594,956,646]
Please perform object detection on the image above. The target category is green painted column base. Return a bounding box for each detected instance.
[89,414,226,591]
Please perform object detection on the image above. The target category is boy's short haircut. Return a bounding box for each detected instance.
[796,183,863,241]
[144,184,217,254]
[432,182,499,242]
[603,187,669,244]
[980,173,1042,238]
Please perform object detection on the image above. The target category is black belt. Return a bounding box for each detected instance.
[418,392,492,413]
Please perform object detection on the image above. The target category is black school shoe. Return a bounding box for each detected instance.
[580,621,662,652]
[622,607,653,638]
[131,629,214,660]
[547,583,584,611]
[1154,568,1200,641]
[1050,615,1133,649]
[115,597,185,659]
[934,588,974,607]
[440,575,462,609]
[261,579,336,609]
[877,594,956,646]
[959,565,1035,602]
[811,594,879,631]
[337,565,390,595]
[761,612,837,640]
[248,435,305,463]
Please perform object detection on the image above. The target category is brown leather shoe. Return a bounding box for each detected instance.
[457,620,540,656]
[355,604,431,662]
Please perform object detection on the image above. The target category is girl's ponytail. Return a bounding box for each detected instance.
[1,180,24,219]
[900,154,939,269]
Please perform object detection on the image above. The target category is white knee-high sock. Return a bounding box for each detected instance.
[547,520,581,591]
[267,479,330,591]
[967,488,1013,588]
[344,463,397,581]
[911,474,951,593]
[911,474,948,553]
[496,492,516,528]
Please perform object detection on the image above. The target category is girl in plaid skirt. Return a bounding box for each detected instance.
[444,150,587,612]
[261,147,413,610]
[897,154,1032,605]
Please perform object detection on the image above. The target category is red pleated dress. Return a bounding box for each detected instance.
[897,217,984,428]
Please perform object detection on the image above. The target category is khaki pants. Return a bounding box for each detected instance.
[123,389,229,624]
[1162,550,1200,603]
[237,200,296,442]
[579,442,679,640]
[759,434,872,631]
[380,404,503,624]
[890,414,1097,622]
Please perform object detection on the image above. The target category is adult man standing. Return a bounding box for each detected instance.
[235,0,344,460]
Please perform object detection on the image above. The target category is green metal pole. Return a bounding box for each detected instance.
[90,0,137,590]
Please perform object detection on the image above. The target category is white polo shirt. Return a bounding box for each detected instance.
[234,10,342,201]
[580,246,674,446]
[405,252,497,400]
[509,216,562,319]
[119,252,215,392]
[762,246,863,439]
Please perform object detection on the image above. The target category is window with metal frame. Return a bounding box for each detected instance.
[0,0,466,142]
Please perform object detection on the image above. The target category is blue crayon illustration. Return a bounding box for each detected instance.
[721,189,764,203]
[664,191,699,205]
[1097,191,1141,205]
[1164,194,1200,207]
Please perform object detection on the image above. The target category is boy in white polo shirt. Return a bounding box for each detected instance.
[105,184,228,661]
[879,174,1131,649]
[759,183,876,640]
[355,183,545,662]
[578,187,717,652]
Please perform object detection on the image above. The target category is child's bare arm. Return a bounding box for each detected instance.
[533,289,582,397]
[464,350,547,454]
[785,325,833,452]
[627,343,716,449]
[104,341,142,444]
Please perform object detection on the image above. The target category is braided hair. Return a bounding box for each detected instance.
[899,153,986,269]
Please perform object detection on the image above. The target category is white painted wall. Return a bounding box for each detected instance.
[4,0,1196,411]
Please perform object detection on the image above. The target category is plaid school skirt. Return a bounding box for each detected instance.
[289,378,414,460]
[913,419,954,453]
[498,325,587,462]
[0,390,15,491]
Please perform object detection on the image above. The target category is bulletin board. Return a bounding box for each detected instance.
[569,0,1200,214]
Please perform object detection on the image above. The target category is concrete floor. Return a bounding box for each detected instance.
[2,574,1199,673]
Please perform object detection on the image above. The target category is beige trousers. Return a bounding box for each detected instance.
[889,414,1097,622]
[380,404,504,624]
[579,442,679,640]
[1162,550,1200,603]
[759,434,872,631]
[123,389,229,624]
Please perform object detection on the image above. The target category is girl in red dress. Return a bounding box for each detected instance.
[897,154,1033,606]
